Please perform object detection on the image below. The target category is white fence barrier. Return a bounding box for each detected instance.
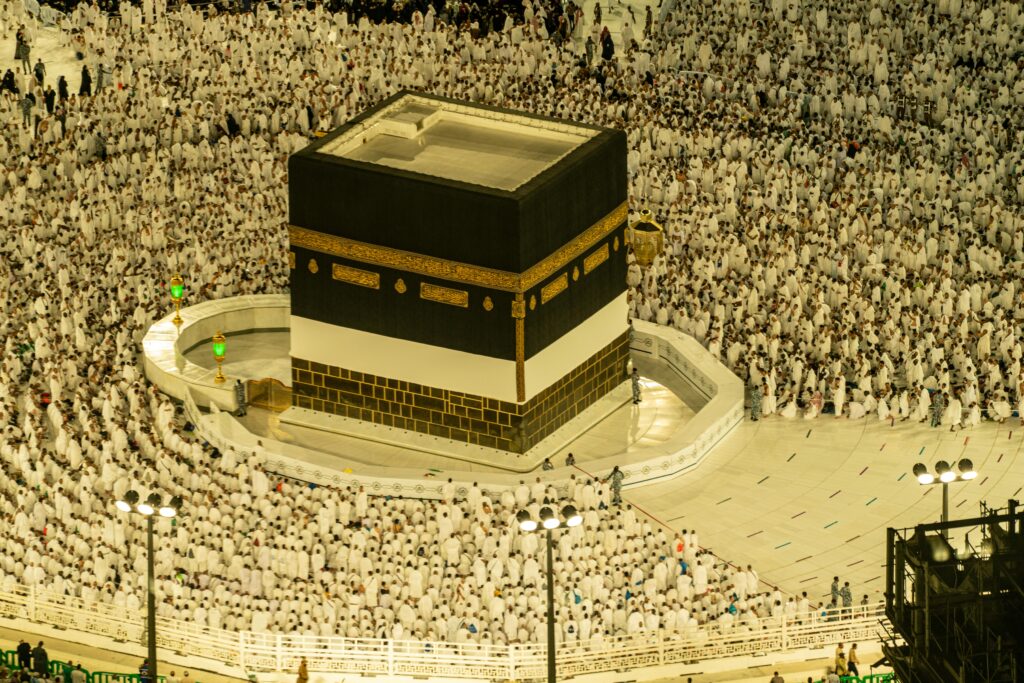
[0,584,887,680]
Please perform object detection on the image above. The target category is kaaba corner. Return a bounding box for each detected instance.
[288,91,630,453]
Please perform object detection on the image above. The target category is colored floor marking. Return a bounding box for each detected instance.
[865,576,881,583]
[757,475,770,484]
[998,453,1004,462]
[1009,431,1013,439]
[956,500,966,508]
[667,514,686,522]
[717,497,732,505]
[866,497,877,506]
[879,443,886,451]
[859,466,869,475]
[796,555,813,563]
[775,541,792,549]
[897,473,907,481]
[847,535,860,543]
[747,530,763,538]
[964,437,970,446]
[847,559,864,567]
[824,520,839,529]
[800,576,818,583]
[919,446,926,455]
[792,511,806,519]
[980,476,989,485]
[829,489,842,499]
[1014,487,1022,496]
[807,429,812,438]
[788,452,797,462]
[923,487,933,496]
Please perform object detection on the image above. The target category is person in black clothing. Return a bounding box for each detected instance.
[79,65,92,96]
[43,85,55,114]
[16,639,31,669]
[57,75,68,100]
[599,27,614,60]
[32,642,48,676]
[1,68,18,94]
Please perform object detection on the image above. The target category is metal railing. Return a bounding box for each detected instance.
[0,584,888,679]
[0,649,170,683]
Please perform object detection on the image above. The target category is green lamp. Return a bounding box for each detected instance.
[169,274,184,327]
[212,331,227,384]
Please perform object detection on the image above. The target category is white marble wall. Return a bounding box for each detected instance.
[143,294,290,410]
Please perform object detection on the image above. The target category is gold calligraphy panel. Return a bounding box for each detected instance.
[583,243,609,275]
[540,273,569,305]
[332,263,381,289]
[420,282,469,308]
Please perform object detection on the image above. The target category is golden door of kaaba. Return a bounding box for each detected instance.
[247,378,292,412]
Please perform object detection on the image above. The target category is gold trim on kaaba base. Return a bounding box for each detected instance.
[288,201,627,294]
[420,282,469,307]
[289,251,296,269]
[541,273,568,304]
[332,263,381,289]
[583,243,609,274]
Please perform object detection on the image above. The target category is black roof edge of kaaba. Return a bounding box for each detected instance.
[290,90,626,200]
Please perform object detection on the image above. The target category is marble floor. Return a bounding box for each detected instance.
[184,330,292,386]
[1,16,85,93]
[626,414,1024,601]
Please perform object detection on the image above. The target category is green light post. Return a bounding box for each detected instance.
[169,274,184,328]
[212,331,227,384]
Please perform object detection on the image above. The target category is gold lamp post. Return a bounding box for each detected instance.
[212,331,227,384]
[169,274,184,327]
[627,209,665,268]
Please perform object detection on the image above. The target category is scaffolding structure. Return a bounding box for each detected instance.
[883,499,1024,683]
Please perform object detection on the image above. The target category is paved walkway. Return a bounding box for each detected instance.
[626,415,1023,600]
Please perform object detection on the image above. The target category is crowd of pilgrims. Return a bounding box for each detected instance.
[0,0,1022,649]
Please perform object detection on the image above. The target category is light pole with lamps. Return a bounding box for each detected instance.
[516,505,581,683]
[115,490,183,683]
[912,459,977,538]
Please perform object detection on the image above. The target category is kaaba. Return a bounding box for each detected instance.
[288,91,629,453]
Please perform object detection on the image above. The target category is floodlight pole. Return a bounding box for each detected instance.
[546,528,555,683]
[942,483,949,539]
[147,515,158,683]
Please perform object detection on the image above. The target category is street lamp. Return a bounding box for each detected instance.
[212,331,227,384]
[517,505,581,683]
[115,490,183,683]
[912,459,977,538]
[169,274,184,328]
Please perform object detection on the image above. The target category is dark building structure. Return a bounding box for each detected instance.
[288,92,629,452]
[883,499,1024,683]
